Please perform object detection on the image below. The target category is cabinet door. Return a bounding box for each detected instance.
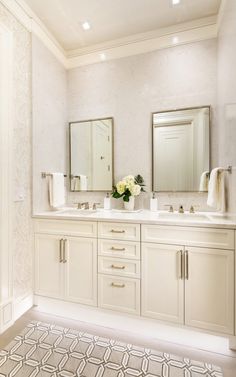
[142,243,184,324]
[35,234,64,298]
[64,237,97,306]
[185,247,234,335]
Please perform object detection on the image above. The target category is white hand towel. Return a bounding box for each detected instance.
[49,173,65,209]
[73,177,80,191]
[199,171,209,191]
[79,175,88,191]
[207,168,225,212]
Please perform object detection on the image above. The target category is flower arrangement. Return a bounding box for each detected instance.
[112,175,145,202]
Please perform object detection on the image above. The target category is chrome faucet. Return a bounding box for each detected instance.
[178,205,184,213]
[92,202,100,210]
[81,202,89,210]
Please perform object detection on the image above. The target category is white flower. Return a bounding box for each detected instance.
[116,181,126,194]
[123,175,135,185]
[130,184,141,196]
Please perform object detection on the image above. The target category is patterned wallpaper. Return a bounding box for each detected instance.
[217,0,236,213]
[67,39,217,212]
[0,3,32,299]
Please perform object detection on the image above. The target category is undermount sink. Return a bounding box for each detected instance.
[157,212,210,222]
[208,214,236,222]
[58,208,97,216]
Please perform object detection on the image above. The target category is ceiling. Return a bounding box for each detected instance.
[23,0,221,51]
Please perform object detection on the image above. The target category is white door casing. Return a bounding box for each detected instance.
[0,23,13,331]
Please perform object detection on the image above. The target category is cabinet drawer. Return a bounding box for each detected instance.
[98,274,140,315]
[98,239,140,259]
[142,225,234,250]
[98,222,140,241]
[34,219,97,237]
[98,257,140,278]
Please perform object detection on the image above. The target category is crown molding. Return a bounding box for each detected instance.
[216,0,227,33]
[1,0,219,70]
[0,0,68,67]
[67,16,217,58]
[0,0,31,30]
[67,23,217,69]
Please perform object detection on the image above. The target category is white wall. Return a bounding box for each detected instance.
[217,0,236,213]
[67,39,217,210]
[32,35,68,212]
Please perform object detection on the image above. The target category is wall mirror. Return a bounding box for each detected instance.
[152,106,210,192]
[69,117,113,191]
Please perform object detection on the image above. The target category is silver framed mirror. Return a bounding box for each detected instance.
[152,106,210,192]
[69,117,114,191]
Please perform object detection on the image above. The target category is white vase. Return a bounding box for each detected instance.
[124,196,135,211]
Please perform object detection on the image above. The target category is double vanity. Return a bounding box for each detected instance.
[34,209,236,339]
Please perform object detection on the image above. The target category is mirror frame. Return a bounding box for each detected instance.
[69,117,114,192]
[151,105,211,193]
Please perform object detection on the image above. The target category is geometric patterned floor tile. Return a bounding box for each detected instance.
[0,321,223,377]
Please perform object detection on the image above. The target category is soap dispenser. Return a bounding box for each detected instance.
[104,192,111,210]
[150,192,158,211]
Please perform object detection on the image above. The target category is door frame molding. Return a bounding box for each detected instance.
[0,21,14,332]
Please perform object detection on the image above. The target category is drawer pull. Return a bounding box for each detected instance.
[111,264,125,270]
[111,246,126,251]
[110,229,125,233]
[111,282,125,288]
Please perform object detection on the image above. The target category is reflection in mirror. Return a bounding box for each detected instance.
[69,117,113,191]
[152,107,210,192]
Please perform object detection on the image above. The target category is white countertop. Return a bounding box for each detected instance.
[33,209,236,229]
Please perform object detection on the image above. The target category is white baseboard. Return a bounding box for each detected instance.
[229,336,236,351]
[33,295,234,356]
[13,292,34,321]
[0,298,14,333]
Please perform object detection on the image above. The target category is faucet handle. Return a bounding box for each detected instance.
[92,202,101,210]
[74,202,82,209]
[164,204,174,212]
[189,205,200,213]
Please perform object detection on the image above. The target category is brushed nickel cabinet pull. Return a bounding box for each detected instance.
[59,239,63,263]
[111,282,125,288]
[185,250,189,280]
[111,246,126,251]
[111,264,125,270]
[110,229,125,233]
[63,239,67,263]
[178,250,183,279]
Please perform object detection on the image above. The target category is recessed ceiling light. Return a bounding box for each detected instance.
[172,36,179,44]
[100,53,106,61]
[82,21,91,30]
[172,0,180,5]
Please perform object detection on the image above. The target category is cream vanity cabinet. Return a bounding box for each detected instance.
[97,222,141,315]
[142,225,235,335]
[34,220,97,306]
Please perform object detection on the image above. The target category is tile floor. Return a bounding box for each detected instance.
[0,308,236,376]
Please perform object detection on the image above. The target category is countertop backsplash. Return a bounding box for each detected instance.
[67,191,212,213]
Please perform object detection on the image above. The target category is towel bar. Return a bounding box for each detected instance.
[223,166,232,174]
[41,172,67,178]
